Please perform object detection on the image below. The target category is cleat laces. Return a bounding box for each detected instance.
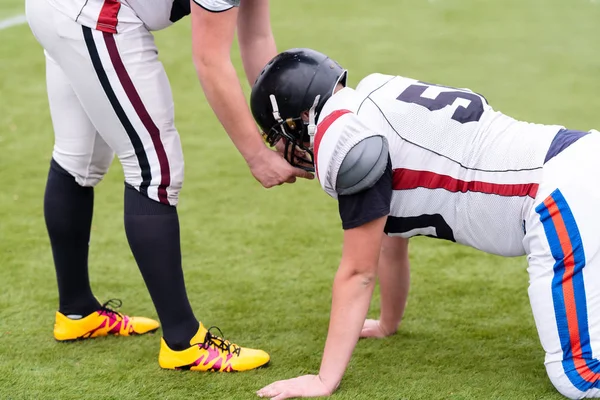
[98,299,124,319]
[202,326,241,356]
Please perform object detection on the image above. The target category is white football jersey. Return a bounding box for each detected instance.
[45,0,239,33]
[314,73,563,256]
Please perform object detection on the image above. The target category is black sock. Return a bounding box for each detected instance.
[44,159,101,316]
[124,184,199,350]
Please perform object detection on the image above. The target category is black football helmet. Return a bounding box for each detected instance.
[250,48,347,172]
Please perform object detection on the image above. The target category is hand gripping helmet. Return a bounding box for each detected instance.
[250,48,347,172]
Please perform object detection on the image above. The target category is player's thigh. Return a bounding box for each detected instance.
[524,135,600,398]
[46,52,113,187]
[78,27,184,205]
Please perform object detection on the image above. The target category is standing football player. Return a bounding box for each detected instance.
[251,48,600,399]
[25,0,312,372]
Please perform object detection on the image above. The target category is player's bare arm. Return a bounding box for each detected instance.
[237,0,277,85]
[190,1,312,188]
[257,216,388,399]
[252,50,394,398]
[361,235,410,338]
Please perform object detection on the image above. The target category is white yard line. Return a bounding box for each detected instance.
[0,14,27,30]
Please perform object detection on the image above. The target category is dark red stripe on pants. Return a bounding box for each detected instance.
[82,26,152,198]
[102,32,171,204]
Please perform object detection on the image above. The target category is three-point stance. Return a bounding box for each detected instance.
[251,48,600,399]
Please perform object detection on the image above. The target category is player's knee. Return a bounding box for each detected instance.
[546,359,600,399]
[51,155,108,187]
[164,182,181,206]
[168,166,183,204]
[123,176,182,206]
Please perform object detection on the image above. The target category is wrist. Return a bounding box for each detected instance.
[243,143,270,168]
[317,374,339,395]
[378,317,399,336]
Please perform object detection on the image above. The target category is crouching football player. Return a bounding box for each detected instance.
[250,48,600,399]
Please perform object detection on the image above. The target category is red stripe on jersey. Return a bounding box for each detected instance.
[314,109,352,180]
[96,0,121,34]
[392,169,539,198]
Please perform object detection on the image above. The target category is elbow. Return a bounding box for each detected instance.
[339,267,377,287]
[358,271,377,287]
[336,251,379,287]
[193,48,230,78]
[332,262,378,297]
[239,31,273,49]
[193,53,214,77]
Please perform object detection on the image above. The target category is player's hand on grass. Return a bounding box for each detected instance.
[257,374,333,399]
[248,147,314,188]
[360,319,395,338]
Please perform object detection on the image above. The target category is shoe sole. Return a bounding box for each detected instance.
[170,360,271,372]
[55,327,160,342]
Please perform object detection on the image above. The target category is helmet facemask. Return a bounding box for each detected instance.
[264,94,321,172]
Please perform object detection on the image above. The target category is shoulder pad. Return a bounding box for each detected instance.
[335,135,389,195]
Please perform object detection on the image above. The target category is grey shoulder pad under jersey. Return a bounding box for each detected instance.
[335,136,389,196]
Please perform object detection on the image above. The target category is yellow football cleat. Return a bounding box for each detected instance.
[53,299,159,341]
[158,323,270,372]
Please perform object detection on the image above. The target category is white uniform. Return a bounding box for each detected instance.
[315,73,600,399]
[25,0,238,205]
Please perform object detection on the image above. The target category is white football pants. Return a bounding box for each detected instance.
[26,0,183,205]
[524,131,600,399]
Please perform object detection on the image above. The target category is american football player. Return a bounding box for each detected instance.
[24,0,312,372]
[251,48,600,399]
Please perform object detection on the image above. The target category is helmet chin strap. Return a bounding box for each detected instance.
[270,93,320,152]
[307,94,321,150]
[269,94,284,124]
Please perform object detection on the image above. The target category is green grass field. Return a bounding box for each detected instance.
[2,0,600,399]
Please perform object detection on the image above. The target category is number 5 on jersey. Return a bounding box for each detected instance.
[396,82,487,124]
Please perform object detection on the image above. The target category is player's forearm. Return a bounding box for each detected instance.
[237,0,276,86]
[239,33,277,86]
[318,265,376,392]
[378,237,410,334]
[193,59,265,162]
